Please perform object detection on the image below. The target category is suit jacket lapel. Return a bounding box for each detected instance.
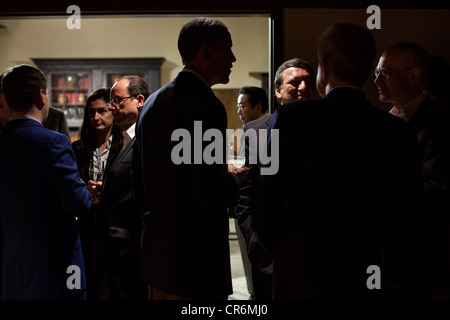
[265,114,273,129]
[104,143,121,173]
[102,138,135,194]
[108,137,135,173]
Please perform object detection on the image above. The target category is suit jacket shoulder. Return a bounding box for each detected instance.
[0,118,90,299]
[244,114,274,132]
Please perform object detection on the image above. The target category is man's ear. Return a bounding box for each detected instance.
[35,89,46,110]
[319,58,330,82]
[254,102,262,113]
[409,67,422,86]
[199,44,210,60]
[274,86,282,99]
[136,94,146,110]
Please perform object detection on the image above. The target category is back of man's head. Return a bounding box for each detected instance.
[178,17,229,64]
[317,23,375,87]
[2,64,47,113]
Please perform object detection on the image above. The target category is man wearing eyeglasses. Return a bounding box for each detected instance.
[108,78,148,154]
[88,75,150,299]
[375,42,431,121]
[375,43,450,300]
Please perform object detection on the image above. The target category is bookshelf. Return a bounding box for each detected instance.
[32,58,165,135]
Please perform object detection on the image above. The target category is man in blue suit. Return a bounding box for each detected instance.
[0,64,91,299]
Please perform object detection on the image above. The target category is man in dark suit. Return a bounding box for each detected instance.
[43,106,70,140]
[235,86,271,300]
[252,24,424,299]
[0,64,91,299]
[375,42,450,299]
[0,72,9,297]
[88,75,150,299]
[0,73,10,132]
[233,86,269,300]
[134,17,248,300]
[236,60,317,300]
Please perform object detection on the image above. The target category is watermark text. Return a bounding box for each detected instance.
[171,121,279,175]
[66,5,81,30]
[366,5,381,29]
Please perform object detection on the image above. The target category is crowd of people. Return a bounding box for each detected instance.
[0,17,449,300]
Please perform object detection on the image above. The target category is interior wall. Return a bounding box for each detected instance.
[0,16,269,91]
[283,8,450,110]
[0,15,269,135]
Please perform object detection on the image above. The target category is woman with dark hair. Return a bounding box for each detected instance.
[72,88,122,299]
[73,88,122,166]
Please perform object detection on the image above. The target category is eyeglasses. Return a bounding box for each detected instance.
[108,96,135,107]
[374,67,415,80]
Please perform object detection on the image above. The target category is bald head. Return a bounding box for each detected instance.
[375,42,430,107]
[383,42,430,86]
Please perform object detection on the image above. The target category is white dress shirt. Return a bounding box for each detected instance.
[120,123,136,154]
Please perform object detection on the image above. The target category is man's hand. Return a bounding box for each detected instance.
[228,164,249,184]
[87,180,103,198]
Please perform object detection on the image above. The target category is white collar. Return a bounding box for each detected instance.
[122,123,136,142]
[391,93,427,121]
